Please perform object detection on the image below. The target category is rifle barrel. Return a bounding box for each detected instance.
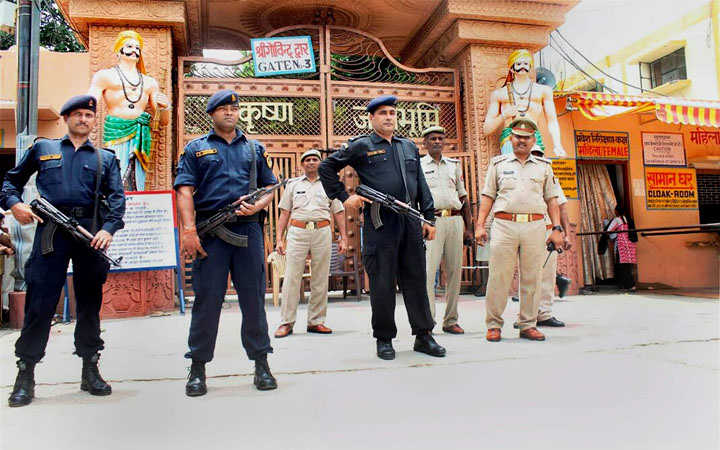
[577,223,720,236]
[640,229,720,237]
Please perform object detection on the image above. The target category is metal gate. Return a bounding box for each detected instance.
[177,25,473,295]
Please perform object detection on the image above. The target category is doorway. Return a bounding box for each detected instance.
[577,161,630,291]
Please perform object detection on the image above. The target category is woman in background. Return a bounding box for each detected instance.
[608,205,637,291]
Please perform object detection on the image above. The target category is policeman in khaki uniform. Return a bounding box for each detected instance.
[420,126,473,334]
[475,117,564,342]
[274,149,348,338]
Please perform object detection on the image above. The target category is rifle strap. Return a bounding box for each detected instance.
[40,222,58,256]
[91,149,102,234]
[249,139,257,191]
[396,140,410,203]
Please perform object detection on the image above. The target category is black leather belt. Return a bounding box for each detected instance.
[58,206,94,218]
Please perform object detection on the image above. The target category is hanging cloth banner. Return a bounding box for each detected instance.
[558,91,720,128]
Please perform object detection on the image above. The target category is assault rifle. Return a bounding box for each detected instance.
[355,184,435,230]
[197,178,287,239]
[30,197,122,267]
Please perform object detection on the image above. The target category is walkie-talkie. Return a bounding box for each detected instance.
[543,241,564,268]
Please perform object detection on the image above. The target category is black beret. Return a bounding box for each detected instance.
[206,89,239,113]
[60,95,97,116]
[366,95,397,113]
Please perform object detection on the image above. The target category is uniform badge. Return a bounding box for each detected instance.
[424,170,435,175]
[39,154,62,161]
[367,149,386,157]
[263,150,273,169]
[503,170,515,175]
[196,149,218,157]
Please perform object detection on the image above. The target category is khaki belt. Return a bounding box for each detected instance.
[291,219,330,230]
[495,212,545,223]
[434,209,462,217]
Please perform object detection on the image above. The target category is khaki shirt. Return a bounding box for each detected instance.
[279,175,344,221]
[482,153,558,215]
[420,154,467,210]
[545,188,567,225]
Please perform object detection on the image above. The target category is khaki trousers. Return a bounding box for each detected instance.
[425,215,464,328]
[537,229,557,321]
[485,219,545,331]
[280,225,332,326]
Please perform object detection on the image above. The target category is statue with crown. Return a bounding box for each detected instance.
[88,30,171,191]
[484,49,566,157]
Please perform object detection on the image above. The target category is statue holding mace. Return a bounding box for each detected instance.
[484,49,566,157]
[88,30,171,191]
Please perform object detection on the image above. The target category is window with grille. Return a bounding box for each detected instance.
[639,48,686,91]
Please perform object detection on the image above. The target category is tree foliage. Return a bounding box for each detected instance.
[0,1,84,52]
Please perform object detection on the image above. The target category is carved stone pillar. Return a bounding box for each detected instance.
[403,0,579,294]
[60,0,188,317]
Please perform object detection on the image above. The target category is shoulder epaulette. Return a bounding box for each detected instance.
[490,154,509,164]
[535,156,552,164]
[32,136,52,145]
[348,135,367,142]
[445,156,459,163]
[102,147,116,155]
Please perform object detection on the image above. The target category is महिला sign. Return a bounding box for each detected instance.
[644,167,698,209]
[251,36,316,77]
[575,130,629,160]
[642,132,686,166]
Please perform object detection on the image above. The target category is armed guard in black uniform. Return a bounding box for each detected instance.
[319,95,446,360]
[2,95,126,407]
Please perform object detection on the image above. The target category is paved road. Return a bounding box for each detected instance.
[1,293,718,450]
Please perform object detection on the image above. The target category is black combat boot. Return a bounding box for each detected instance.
[81,353,112,396]
[185,360,207,397]
[253,355,277,391]
[8,360,35,407]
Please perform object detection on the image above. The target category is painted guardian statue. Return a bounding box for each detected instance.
[88,30,171,191]
[484,49,566,157]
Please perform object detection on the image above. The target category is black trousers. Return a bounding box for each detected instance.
[186,222,272,362]
[362,213,434,340]
[15,220,110,364]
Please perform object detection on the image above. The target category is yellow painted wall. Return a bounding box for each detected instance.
[0,48,90,148]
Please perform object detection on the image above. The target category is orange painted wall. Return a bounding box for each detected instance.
[553,98,719,289]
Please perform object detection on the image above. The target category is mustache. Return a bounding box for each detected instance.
[514,67,530,72]
[121,49,141,58]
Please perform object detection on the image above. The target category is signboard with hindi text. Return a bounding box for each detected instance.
[251,36,316,77]
[551,158,578,199]
[575,130,629,160]
[642,132,686,166]
[67,191,179,274]
[644,167,698,210]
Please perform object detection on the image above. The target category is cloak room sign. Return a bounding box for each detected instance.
[575,130,629,160]
[251,36,316,77]
[644,167,698,210]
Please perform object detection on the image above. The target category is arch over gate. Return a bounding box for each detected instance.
[177,25,475,293]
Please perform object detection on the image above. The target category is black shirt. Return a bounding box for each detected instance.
[319,132,434,221]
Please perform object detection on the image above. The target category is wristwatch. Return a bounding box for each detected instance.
[551,225,564,233]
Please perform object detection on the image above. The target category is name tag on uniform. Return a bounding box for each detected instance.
[295,190,306,194]
[503,170,515,175]
[39,154,62,161]
[367,149,386,157]
[196,149,218,157]
[424,170,435,174]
